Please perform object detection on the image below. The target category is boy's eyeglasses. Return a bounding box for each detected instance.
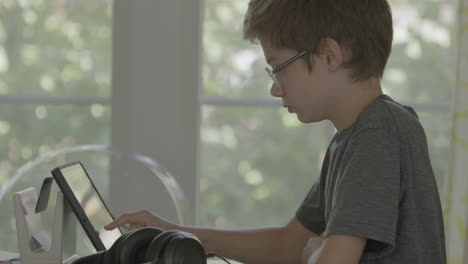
[265,51,309,88]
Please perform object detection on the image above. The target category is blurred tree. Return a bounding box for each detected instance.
[0,0,112,250]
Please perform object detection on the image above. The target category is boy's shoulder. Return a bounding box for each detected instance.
[351,94,423,138]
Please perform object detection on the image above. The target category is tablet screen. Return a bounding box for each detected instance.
[58,162,121,250]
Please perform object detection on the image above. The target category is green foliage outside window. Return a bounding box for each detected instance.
[0,0,111,251]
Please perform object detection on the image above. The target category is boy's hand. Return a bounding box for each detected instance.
[104,210,176,231]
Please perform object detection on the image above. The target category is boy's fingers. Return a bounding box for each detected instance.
[128,223,143,231]
[105,214,132,230]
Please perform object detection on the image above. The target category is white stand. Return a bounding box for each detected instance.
[13,188,77,264]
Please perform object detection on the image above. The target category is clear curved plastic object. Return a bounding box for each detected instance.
[0,144,188,253]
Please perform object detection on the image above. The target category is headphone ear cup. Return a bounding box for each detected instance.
[161,231,207,264]
[173,232,207,264]
[117,227,164,264]
[164,234,183,264]
[145,230,180,262]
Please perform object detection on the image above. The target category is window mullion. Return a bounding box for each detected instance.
[0,95,111,105]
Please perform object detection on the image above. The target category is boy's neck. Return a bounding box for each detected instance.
[329,78,383,133]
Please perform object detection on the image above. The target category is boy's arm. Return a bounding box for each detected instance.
[185,216,319,264]
[306,235,367,264]
[106,211,318,264]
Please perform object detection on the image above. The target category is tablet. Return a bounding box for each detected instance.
[51,161,122,251]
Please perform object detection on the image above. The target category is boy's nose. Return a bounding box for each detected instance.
[270,83,283,98]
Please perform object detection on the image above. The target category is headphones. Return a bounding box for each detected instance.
[72,227,207,264]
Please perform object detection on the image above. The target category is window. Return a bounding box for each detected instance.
[0,0,112,251]
[199,0,457,229]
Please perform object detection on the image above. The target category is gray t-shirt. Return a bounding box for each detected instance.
[296,95,446,263]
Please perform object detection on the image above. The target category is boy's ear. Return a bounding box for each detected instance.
[319,37,345,72]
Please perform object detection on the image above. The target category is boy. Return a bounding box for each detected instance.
[105,0,446,263]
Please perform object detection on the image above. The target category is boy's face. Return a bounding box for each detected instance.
[260,40,339,123]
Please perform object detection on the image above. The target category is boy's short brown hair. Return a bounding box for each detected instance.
[243,0,393,81]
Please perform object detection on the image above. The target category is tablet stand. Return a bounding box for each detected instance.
[13,187,77,264]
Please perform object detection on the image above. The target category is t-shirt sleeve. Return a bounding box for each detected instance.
[324,128,400,252]
[296,176,327,235]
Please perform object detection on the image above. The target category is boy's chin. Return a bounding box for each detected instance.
[296,112,323,124]
[296,113,313,123]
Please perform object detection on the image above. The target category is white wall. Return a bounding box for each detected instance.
[110,0,202,226]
